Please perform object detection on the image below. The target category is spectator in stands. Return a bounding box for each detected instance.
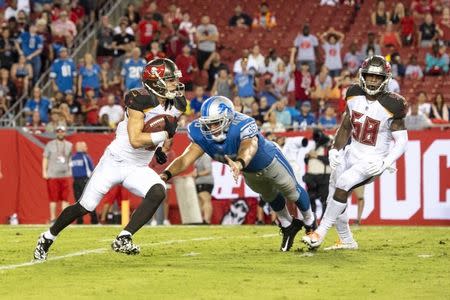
[94,15,114,57]
[343,42,362,76]
[0,67,17,105]
[24,86,50,124]
[164,19,190,61]
[405,103,432,130]
[211,68,233,99]
[292,60,315,109]
[179,12,196,48]
[0,95,8,119]
[400,8,415,46]
[11,54,32,94]
[419,13,441,48]
[439,7,450,46]
[361,32,382,58]
[259,96,270,120]
[24,110,45,134]
[389,52,406,78]
[229,5,252,28]
[45,109,66,133]
[234,58,256,107]
[429,93,449,122]
[50,47,76,94]
[425,42,449,75]
[247,44,265,75]
[142,1,163,25]
[411,0,438,18]
[121,47,146,91]
[190,85,208,116]
[318,105,337,129]
[196,15,218,70]
[113,16,134,36]
[320,27,345,78]
[65,91,81,117]
[6,16,20,39]
[78,53,101,97]
[163,4,182,28]
[252,2,276,30]
[16,23,43,84]
[204,51,228,91]
[312,65,333,101]
[293,24,319,75]
[371,0,390,26]
[258,78,281,106]
[271,61,290,95]
[233,95,244,113]
[250,101,263,126]
[416,91,431,116]
[405,54,424,79]
[112,18,135,58]
[175,45,198,92]
[380,22,402,50]
[69,0,86,30]
[137,9,159,52]
[264,48,284,75]
[51,10,77,48]
[192,153,214,224]
[59,102,74,126]
[124,3,140,30]
[42,125,73,223]
[0,27,19,70]
[390,2,405,25]
[269,99,291,128]
[388,76,401,93]
[294,101,316,127]
[233,49,250,74]
[35,17,54,71]
[4,0,19,20]
[80,88,98,126]
[261,111,285,133]
[98,94,124,127]
[100,60,121,94]
[145,40,166,61]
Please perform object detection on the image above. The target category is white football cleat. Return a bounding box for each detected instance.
[301,231,323,250]
[324,240,359,251]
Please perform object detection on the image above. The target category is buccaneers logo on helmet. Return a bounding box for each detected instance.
[141,58,184,100]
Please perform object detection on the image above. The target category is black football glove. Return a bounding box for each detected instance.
[164,116,178,138]
[155,147,168,165]
[164,98,174,110]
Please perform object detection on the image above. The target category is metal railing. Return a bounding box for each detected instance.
[0,0,129,127]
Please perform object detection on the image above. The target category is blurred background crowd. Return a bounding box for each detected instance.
[0,0,449,134]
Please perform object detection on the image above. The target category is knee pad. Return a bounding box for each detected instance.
[333,188,348,204]
[145,183,166,202]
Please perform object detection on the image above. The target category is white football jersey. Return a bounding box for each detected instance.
[345,84,407,161]
[107,88,185,166]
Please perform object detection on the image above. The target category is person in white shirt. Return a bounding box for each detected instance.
[293,24,319,75]
[387,77,400,93]
[98,94,124,126]
[320,27,345,78]
[247,44,265,74]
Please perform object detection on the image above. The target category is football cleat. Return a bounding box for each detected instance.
[304,219,318,235]
[111,235,140,255]
[301,231,323,250]
[33,233,54,261]
[324,240,359,251]
[279,218,303,252]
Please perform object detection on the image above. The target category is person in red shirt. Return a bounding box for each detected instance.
[293,62,315,109]
[82,88,99,125]
[411,0,436,17]
[175,44,198,91]
[165,21,189,60]
[400,9,416,46]
[438,6,450,45]
[137,10,159,51]
[145,41,166,61]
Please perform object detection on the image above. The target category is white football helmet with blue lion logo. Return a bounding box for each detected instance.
[199,96,235,142]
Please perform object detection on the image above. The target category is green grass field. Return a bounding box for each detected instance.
[0,225,449,300]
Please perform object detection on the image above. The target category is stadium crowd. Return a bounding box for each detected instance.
[0,0,448,133]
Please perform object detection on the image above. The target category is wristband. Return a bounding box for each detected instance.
[162,170,172,181]
[150,131,168,145]
[236,158,246,169]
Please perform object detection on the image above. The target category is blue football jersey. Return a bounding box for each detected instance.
[187,112,278,172]
[50,58,77,93]
[121,58,146,91]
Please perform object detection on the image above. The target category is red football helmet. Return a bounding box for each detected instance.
[141,58,184,99]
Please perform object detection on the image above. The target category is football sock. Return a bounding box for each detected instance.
[316,199,347,238]
[118,230,132,237]
[295,187,311,212]
[124,184,165,235]
[49,202,89,236]
[268,194,293,227]
[336,210,355,244]
[43,230,56,241]
[299,207,315,226]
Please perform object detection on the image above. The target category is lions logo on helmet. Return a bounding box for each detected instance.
[199,96,235,142]
[359,55,392,96]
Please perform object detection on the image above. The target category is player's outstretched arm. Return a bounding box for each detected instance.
[332,109,352,150]
[225,136,258,182]
[127,108,168,149]
[384,118,408,167]
[161,142,205,182]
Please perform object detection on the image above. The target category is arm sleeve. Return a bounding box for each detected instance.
[240,119,258,140]
[384,130,408,167]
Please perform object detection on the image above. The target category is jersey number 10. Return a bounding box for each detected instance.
[351,111,380,146]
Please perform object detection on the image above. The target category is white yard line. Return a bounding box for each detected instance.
[0,234,278,272]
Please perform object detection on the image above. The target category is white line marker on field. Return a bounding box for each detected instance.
[418,254,433,258]
[182,252,200,257]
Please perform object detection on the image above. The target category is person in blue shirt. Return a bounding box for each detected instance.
[71,141,98,224]
[293,101,316,127]
[318,105,338,129]
[234,59,256,106]
[190,85,208,116]
[78,53,101,97]
[50,47,77,93]
[16,24,43,84]
[121,47,146,91]
[23,86,51,123]
[160,96,316,252]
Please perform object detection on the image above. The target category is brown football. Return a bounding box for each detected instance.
[142,115,177,133]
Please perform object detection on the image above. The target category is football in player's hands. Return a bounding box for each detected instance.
[142,115,177,134]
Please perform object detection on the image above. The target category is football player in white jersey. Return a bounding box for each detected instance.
[302,55,408,250]
[34,58,187,260]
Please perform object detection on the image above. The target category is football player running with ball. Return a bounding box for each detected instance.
[302,55,408,250]
[34,58,187,260]
[160,96,316,252]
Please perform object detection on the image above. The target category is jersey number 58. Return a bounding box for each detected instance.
[351,111,380,146]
